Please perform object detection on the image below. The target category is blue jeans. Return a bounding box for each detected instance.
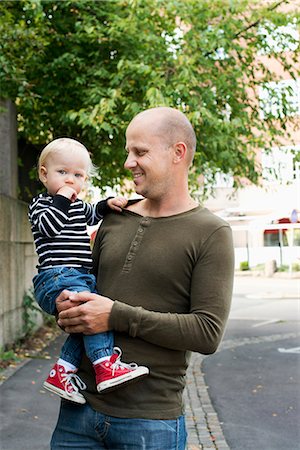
[33,267,114,366]
[51,401,187,449]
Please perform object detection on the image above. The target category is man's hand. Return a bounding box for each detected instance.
[56,290,114,335]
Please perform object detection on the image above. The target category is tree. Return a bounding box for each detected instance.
[0,0,299,197]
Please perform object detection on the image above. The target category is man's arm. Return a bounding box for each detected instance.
[112,225,233,354]
[57,226,234,355]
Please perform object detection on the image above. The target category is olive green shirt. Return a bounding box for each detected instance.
[78,203,234,419]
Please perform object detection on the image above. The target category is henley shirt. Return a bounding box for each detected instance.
[78,203,234,419]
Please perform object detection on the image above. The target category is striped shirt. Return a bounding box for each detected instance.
[28,193,110,270]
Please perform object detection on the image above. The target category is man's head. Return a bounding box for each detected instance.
[124,107,196,199]
[128,107,196,167]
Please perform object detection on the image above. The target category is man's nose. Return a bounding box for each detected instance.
[124,153,137,169]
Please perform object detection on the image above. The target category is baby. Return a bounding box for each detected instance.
[28,137,148,404]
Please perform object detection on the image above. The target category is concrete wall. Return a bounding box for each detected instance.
[0,195,38,348]
[0,99,39,349]
[0,99,18,198]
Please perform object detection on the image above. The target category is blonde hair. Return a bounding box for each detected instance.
[38,138,97,179]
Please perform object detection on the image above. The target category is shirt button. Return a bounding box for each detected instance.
[141,218,151,227]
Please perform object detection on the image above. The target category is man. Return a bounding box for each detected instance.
[52,107,234,449]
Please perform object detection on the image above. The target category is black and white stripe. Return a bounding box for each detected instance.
[28,193,110,270]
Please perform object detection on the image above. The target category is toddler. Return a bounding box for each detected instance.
[28,137,148,404]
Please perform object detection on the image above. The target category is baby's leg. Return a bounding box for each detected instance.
[33,268,88,403]
[33,268,63,315]
[44,334,86,404]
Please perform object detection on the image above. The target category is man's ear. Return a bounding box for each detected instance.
[39,165,48,182]
[173,142,187,164]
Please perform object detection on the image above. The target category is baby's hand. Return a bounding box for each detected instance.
[56,186,77,202]
[107,196,128,213]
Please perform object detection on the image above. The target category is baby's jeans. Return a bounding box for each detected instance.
[33,267,114,367]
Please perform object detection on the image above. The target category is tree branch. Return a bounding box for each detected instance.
[204,0,290,57]
[234,0,290,39]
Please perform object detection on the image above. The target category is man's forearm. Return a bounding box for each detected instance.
[110,300,229,355]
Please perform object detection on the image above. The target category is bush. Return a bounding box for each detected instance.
[277,265,289,272]
[240,261,250,271]
[22,287,55,335]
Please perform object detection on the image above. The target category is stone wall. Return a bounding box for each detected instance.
[0,99,40,349]
[0,195,39,348]
[0,99,18,198]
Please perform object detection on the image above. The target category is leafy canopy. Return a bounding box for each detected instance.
[0,0,299,193]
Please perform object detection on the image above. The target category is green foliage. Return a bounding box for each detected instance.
[276,264,289,272]
[292,262,300,271]
[0,0,299,193]
[0,349,20,363]
[22,287,56,335]
[22,287,41,335]
[240,261,250,271]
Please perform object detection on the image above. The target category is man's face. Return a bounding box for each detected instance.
[124,118,174,199]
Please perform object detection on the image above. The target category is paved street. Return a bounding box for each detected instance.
[202,275,300,450]
[0,275,299,449]
[0,336,62,450]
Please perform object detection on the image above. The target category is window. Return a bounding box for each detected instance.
[263,228,289,247]
[258,21,299,54]
[261,145,300,184]
[259,78,300,119]
[214,172,234,188]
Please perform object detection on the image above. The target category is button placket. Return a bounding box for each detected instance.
[121,217,152,273]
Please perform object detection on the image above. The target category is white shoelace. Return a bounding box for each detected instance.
[111,360,138,374]
[110,347,138,375]
[61,372,87,396]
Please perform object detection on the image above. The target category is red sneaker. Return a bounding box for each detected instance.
[43,363,86,404]
[95,347,149,393]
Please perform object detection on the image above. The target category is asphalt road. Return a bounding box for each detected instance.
[0,336,62,450]
[202,276,300,450]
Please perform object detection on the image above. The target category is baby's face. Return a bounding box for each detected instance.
[40,151,89,196]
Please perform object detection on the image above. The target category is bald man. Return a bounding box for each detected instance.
[52,107,234,450]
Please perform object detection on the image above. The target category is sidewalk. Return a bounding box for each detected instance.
[185,353,229,449]
[0,334,227,450]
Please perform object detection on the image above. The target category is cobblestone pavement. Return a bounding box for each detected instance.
[185,352,229,450]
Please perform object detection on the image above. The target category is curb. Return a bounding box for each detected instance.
[0,358,31,387]
[0,328,62,387]
[185,353,229,449]
[235,271,300,279]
